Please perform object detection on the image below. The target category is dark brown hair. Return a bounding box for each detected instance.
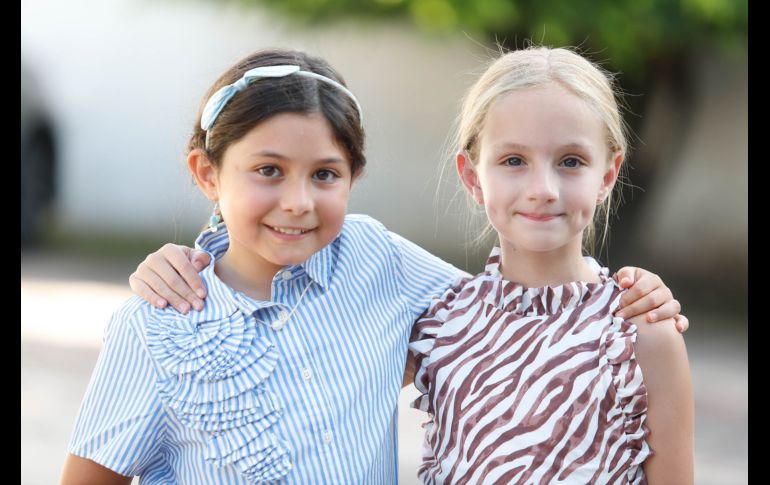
[188,48,366,176]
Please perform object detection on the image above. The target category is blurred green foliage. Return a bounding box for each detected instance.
[243,0,746,77]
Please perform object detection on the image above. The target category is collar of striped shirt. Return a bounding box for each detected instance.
[195,224,339,291]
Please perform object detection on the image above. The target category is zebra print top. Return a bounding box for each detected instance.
[409,247,651,484]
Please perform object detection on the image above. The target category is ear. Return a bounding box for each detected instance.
[188,149,220,201]
[456,151,484,205]
[598,150,624,203]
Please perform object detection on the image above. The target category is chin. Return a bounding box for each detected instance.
[272,250,316,266]
[512,239,571,253]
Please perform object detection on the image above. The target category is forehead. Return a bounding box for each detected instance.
[242,112,340,147]
[481,83,607,152]
[224,112,351,165]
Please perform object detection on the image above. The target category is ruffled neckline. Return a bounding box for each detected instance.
[482,246,616,316]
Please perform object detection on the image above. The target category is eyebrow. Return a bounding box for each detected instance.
[250,151,346,164]
[493,142,592,152]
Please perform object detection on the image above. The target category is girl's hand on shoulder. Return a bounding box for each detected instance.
[129,243,211,314]
[614,267,689,333]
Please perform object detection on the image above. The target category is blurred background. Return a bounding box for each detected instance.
[21,0,747,483]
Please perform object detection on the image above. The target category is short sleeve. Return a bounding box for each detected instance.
[387,231,466,322]
[67,299,168,477]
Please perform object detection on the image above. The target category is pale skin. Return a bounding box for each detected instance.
[457,82,692,483]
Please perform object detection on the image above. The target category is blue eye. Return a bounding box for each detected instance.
[503,157,524,167]
[256,166,280,177]
[560,157,582,168]
[313,169,339,182]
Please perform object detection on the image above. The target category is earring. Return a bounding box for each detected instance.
[209,203,221,232]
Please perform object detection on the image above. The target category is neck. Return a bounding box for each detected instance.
[215,250,282,301]
[497,241,599,288]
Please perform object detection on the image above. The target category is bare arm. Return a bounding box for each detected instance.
[60,454,132,485]
[402,352,416,388]
[629,314,694,485]
[615,267,689,333]
[129,243,211,314]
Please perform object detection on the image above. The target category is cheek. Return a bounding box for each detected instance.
[318,187,351,220]
[482,177,519,208]
[564,178,601,207]
[222,186,275,217]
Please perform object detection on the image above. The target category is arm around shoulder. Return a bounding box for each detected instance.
[630,316,694,485]
[60,453,132,485]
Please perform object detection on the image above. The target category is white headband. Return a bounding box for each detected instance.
[200,64,364,149]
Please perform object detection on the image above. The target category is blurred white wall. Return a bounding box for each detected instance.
[22,0,485,255]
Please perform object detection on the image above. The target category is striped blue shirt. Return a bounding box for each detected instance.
[68,214,463,484]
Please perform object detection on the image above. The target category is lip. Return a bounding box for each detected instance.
[264,224,315,240]
[517,212,560,222]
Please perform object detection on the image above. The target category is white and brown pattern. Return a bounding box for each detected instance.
[409,247,651,485]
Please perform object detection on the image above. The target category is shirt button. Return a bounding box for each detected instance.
[281,270,293,281]
[271,319,285,331]
[301,368,312,381]
[322,430,332,443]
[277,310,289,322]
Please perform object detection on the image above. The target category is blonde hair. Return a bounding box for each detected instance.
[454,45,629,255]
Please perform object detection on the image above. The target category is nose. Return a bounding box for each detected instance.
[280,177,314,215]
[526,164,558,203]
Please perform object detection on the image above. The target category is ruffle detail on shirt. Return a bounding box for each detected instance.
[482,246,610,316]
[145,307,292,484]
[409,321,442,414]
[490,270,611,316]
[408,278,470,415]
[602,315,653,478]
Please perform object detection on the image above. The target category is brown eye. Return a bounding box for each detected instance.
[313,169,338,182]
[256,166,280,177]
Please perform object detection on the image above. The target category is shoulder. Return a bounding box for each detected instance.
[341,214,424,252]
[338,214,393,256]
[608,269,688,365]
[340,213,426,261]
[334,214,395,268]
[440,273,485,304]
[104,295,157,340]
[627,315,690,394]
[342,213,388,236]
[98,296,184,372]
[421,272,486,319]
[410,273,482,361]
[630,315,687,358]
[341,214,465,291]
